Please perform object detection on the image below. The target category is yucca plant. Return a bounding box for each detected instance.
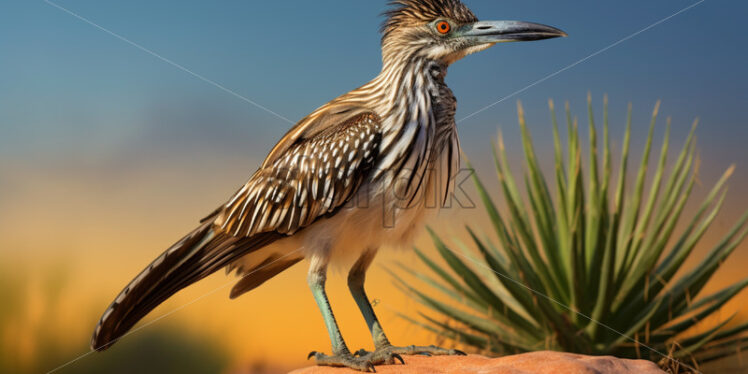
[393,96,748,370]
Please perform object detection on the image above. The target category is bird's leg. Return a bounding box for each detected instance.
[347,250,403,365]
[348,250,387,345]
[348,250,466,361]
[306,256,375,372]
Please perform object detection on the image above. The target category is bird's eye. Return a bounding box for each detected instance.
[435,21,451,34]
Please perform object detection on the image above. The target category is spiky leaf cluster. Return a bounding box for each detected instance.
[394,98,748,369]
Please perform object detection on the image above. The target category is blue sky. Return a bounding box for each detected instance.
[1,0,747,189]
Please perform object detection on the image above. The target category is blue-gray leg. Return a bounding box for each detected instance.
[306,257,376,372]
[348,250,466,361]
[348,250,392,348]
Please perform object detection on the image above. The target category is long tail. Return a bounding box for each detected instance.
[90,220,282,351]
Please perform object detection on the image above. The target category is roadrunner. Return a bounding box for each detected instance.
[91,0,564,371]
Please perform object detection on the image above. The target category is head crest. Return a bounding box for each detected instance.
[381,0,478,40]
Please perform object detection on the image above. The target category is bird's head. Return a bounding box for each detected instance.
[381,0,566,65]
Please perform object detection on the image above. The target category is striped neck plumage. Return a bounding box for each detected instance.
[359,49,452,202]
[364,50,445,123]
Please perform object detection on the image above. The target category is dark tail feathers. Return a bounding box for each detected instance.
[90,221,281,351]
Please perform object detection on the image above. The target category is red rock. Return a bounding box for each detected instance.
[289,351,665,374]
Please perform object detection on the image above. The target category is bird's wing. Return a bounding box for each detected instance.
[214,111,381,238]
[261,102,373,168]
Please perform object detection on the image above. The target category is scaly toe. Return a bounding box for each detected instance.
[353,348,371,357]
[308,351,377,372]
[389,344,466,357]
[354,346,406,365]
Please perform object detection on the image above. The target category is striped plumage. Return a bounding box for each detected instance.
[91,0,565,370]
[219,113,382,237]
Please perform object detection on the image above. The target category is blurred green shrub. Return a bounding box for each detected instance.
[0,260,228,374]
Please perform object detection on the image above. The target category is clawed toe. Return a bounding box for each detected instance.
[354,347,406,365]
[389,344,466,357]
[308,350,377,372]
[309,344,461,371]
[391,353,405,364]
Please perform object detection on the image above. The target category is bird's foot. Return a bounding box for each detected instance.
[351,346,406,366]
[355,344,465,359]
[308,350,378,372]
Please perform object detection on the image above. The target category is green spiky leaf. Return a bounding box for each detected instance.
[394,99,748,370]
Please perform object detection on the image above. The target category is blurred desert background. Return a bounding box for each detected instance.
[1,1,747,373]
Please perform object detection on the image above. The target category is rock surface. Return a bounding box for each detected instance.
[290,351,665,374]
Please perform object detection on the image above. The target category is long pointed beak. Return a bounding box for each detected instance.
[460,20,567,43]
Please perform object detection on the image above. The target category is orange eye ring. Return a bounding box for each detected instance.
[436,21,451,34]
